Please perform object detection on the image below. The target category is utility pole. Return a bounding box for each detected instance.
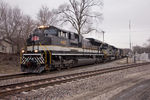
[129,20,132,50]
[102,31,105,42]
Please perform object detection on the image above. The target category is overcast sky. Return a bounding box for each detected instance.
[4,0,150,48]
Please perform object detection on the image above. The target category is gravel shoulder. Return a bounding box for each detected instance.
[0,53,20,75]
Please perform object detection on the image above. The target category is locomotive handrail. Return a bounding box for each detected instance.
[39,43,51,65]
[39,43,47,65]
[45,48,52,64]
[20,50,22,64]
[20,48,25,64]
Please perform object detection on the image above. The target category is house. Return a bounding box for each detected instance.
[0,39,17,54]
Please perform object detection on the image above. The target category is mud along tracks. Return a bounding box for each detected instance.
[0,73,27,81]
[0,62,150,98]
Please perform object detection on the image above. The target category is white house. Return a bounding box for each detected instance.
[0,39,17,54]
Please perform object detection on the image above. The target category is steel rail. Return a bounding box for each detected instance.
[0,73,28,81]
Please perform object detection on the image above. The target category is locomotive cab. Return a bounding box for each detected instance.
[21,26,54,73]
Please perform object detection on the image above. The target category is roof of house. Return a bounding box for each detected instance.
[0,38,13,46]
[0,40,5,46]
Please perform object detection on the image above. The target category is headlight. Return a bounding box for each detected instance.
[34,50,38,53]
[21,50,25,53]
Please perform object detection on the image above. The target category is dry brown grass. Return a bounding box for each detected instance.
[0,53,21,74]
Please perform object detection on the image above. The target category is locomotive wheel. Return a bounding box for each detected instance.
[57,67,61,71]
[95,60,99,64]
[67,65,70,69]
[67,63,73,69]
[56,65,61,71]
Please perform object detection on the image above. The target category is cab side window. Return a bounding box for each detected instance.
[58,31,68,39]
[71,33,75,40]
[44,28,58,36]
[68,33,71,39]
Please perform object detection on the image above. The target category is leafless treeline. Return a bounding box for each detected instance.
[0,1,35,53]
[133,39,150,54]
[37,6,59,26]
[0,0,103,53]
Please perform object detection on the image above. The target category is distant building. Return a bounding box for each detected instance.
[135,52,150,61]
[0,39,17,54]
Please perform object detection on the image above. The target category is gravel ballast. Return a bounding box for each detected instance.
[4,63,150,100]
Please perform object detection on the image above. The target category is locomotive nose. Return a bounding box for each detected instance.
[26,59,36,67]
[21,54,45,73]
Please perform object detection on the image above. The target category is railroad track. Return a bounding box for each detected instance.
[0,73,30,81]
[0,59,120,81]
[0,62,150,98]
[0,72,56,81]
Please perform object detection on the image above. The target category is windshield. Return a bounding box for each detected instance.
[33,28,43,34]
[102,44,108,49]
[33,28,58,36]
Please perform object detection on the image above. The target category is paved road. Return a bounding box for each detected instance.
[111,79,150,100]
[69,64,150,100]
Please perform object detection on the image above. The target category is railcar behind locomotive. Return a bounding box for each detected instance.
[20,25,125,73]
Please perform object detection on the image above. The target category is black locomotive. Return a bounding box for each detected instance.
[20,25,125,73]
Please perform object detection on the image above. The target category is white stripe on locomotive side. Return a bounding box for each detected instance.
[52,53,103,56]
[27,45,100,53]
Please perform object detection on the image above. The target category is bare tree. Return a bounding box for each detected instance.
[21,15,36,50]
[21,16,35,41]
[147,38,150,47]
[0,1,10,39]
[0,2,22,41]
[37,5,58,26]
[58,0,103,34]
[133,44,150,54]
[0,1,35,53]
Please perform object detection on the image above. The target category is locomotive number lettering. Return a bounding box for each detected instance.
[60,41,66,45]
